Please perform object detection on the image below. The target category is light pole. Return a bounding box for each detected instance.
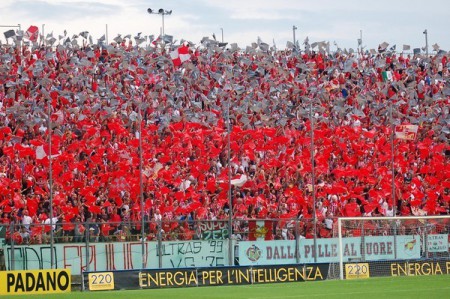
[423,29,428,56]
[293,25,297,48]
[220,28,224,43]
[147,8,172,37]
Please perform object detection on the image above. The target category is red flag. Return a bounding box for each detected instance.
[170,44,190,66]
[51,110,64,124]
[25,25,39,42]
[88,205,102,214]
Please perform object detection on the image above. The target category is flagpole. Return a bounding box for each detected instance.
[47,99,55,269]
[310,98,317,263]
[423,29,429,57]
[358,30,363,57]
[292,25,297,49]
[137,90,146,269]
[389,100,399,260]
[42,24,45,46]
[227,93,233,266]
[389,101,396,217]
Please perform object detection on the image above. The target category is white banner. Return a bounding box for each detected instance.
[3,240,229,275]
[395,125,418,140]
[239,236,422,265]
[427,234,448,252]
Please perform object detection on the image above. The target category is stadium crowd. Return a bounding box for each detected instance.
[0,34,449,244]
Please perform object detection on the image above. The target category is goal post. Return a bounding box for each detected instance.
[335,215,450,280]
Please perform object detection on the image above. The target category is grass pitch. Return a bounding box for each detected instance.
[11,275,450,299]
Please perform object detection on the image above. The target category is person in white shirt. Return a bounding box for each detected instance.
[42,212,63,243]
[22,210,33,232]
[44,214,61,231]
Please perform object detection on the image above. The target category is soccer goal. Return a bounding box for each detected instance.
[328,215,450,280]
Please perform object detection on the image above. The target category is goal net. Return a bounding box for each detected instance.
[328,216,450,280]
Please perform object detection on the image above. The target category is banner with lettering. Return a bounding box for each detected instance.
[83,264,329,290]
[2,236,423,273]
[239,236,421,265]
[4,240,229,275]
[198,221,229,240]
[0,269,71,295]
[148,240,229,268]
[365,259,450,277]
[427,234,449,252]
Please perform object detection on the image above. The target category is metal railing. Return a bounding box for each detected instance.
[0,218,448,273]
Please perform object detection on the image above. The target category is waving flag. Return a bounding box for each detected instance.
[4,29,15,39]
[170,44,190,66]
[25,25,39,42]
[395,125,418,140]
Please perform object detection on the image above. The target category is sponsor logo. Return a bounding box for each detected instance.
[246,245,262,262]
[399,237,419,258]
[0,269,71,295]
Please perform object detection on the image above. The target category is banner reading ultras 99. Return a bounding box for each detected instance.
[83,264,329,290]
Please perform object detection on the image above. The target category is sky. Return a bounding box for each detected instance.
[1,0,449,52]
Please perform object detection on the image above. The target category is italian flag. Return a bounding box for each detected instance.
[382,71,393,82]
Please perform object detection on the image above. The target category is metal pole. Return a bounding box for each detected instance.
[10,222,15,270]
[85,221,90,272]
[106,24,108,44]
[220,28,224,43]
[42,24,45,46]
[310,99,317,263]
[161,13,165,37]
[338,218,344,280]
[293,25,297,48]
[423,29,428,56]
[139,95,146,269]
[359,30,363,56]
[295,219,300,263]
[227,95,233,266]
[360,30,363,48]
[48,100,55,269]
[390,101,396,216]
[158,223,162,268]
[390,101,398,260]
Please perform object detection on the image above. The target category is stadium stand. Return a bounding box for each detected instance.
[0,35,449,244]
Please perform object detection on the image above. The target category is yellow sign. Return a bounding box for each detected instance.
[0,269,71,295]
[345,263,370,279]
[88,272,115,291]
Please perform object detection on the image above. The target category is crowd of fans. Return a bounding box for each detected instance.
[0,34,449,244]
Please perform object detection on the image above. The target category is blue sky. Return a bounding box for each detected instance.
[1,0,449,52]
